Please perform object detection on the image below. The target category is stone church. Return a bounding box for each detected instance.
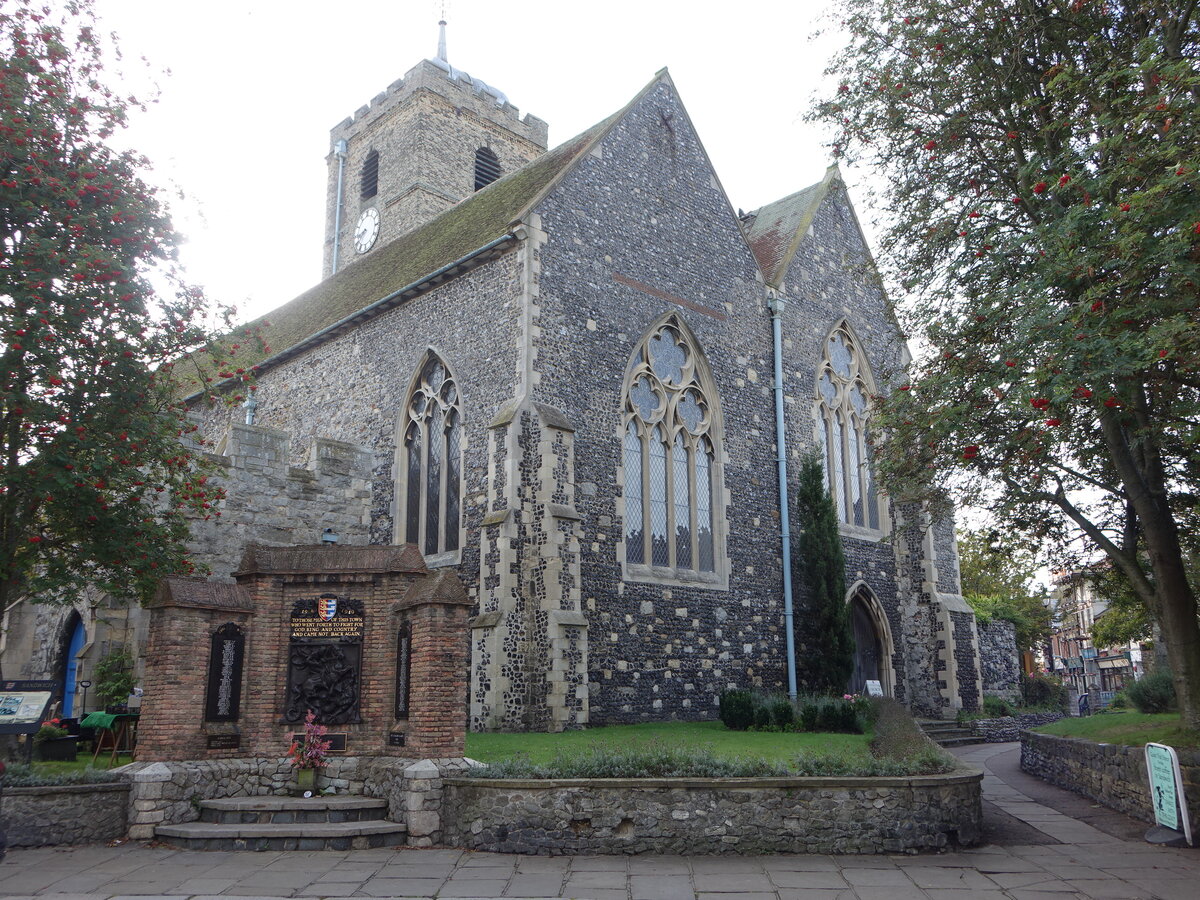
[0,35,984,730]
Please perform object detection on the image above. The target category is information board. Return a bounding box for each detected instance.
[0,680,58,734]
[1145,742,1193,846]
[865,680,884,697]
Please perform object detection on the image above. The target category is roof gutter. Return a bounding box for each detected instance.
[186,232,517,403]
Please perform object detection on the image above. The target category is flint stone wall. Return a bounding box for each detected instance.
[978,620,1020,699]
[970,712,1065,743]
[0,782,129,847]
[1021,730,1200,826]
[441,770,982,855]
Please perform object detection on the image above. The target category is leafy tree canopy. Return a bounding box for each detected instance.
[0,0,260,620]
[811,0,1200,725]
[957,527,1053,651]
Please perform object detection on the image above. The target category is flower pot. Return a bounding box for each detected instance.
[294,767,317,796]
[35,736,78,762]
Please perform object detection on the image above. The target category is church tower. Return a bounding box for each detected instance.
[322,21,549,278]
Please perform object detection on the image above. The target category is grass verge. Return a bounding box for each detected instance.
[1034,711,1200,749]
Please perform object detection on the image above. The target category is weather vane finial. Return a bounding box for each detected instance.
[437,7,448,64]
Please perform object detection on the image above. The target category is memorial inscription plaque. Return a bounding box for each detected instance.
[285,595,364,725]
[205,623,245,722]
[395,620,411,719]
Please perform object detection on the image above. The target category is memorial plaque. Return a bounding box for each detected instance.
[388,732,406,747]
[395,620,411,719]
[285,596,364,725]
[290,731,348,752]
[206,733,241,750]
[290,594,365,642]
[205,623,245,722]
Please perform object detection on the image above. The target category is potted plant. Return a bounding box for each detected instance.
[33,718,77,761]
[93,648,137,713]
[286,710,330,796]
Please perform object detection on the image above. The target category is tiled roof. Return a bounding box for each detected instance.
[744,167,839,287]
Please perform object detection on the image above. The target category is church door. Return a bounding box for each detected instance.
[848,594,882,695]
[60,614,86,717]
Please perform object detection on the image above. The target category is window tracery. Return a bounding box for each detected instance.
[398,353,462,557]
[621,319,720,577]
[816,326,881,530]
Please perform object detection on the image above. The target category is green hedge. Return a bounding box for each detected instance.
[0,763,123,788]
[718,690,865,734]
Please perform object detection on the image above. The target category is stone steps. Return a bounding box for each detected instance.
[917,720,983,747]
[199,796,387,825]
[155,795,404,851]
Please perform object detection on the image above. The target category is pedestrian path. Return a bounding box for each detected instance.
[2,742,1197,899]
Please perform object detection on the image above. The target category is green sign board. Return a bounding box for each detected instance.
[1145,742,1193,845]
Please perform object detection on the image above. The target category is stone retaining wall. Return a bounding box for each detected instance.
[0,782,130,847]
[1021,731,1200,826]
[441,769,983,855]
[970,712,1064,743]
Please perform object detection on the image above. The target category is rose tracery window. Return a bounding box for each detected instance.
[399,353,462,557]
[816,327,880,530]
[622,319,720,576]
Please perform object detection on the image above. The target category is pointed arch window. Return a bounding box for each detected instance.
[399,353,462,557]
[621,318,722,582]
[474,147,501,191]
[816,326,881,530]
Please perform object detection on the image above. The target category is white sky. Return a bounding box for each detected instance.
[89,0,858,323]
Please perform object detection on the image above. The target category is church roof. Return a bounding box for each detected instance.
[744,165,841,288]
[184,110,623,395]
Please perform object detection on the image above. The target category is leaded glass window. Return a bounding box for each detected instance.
[622,318,721,576]
[399,353,462,556]
[815,326,881,530]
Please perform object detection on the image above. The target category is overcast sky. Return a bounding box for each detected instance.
[88,0,862,322]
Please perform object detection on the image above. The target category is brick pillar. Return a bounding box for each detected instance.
[137,580,255,761]
[393,570,472,757]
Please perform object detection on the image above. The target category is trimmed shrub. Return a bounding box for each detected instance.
[1126,670,1176,714]
[753,704,773,730]
[718,689,755,731]
[769,696,796,730]
[466,743,789,779]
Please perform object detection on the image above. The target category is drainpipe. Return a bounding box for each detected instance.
[769,290,798,699]
[330,139,348,275]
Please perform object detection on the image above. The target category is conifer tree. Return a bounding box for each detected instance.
[794,452,855,694]
[812,0,1200,727]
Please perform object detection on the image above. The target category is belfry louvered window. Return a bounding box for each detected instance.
[361,150,379,200]
[815,325,881,530]
[621,317,721,577]
[399,353,462,557]
[474,147,501,191]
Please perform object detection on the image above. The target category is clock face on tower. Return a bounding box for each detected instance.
[354,208,380,254]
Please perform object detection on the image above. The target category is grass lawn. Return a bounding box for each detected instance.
[464,720,870,767]
[22,752,134,775]
[1034,710,1200,749]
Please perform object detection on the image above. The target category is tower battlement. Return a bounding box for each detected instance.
[329,58,548,148]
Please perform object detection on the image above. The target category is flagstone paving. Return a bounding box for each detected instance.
[2,742,1197,899]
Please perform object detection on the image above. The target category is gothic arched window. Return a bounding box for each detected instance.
[398,353,462,558]
[815,325,880,530]
[360,150,379,200]
[621,318,722,581]
[474,147,501,191]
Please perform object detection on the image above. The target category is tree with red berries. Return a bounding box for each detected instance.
[813,1,1200,726]
[0,0,259,657]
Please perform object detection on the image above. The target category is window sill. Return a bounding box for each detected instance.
[623,563,728,591]
[838,523,889,541]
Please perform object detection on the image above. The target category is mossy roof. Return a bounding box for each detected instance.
[181,107,626,396]
[744,165,841,288]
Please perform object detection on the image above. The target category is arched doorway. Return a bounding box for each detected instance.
[846,587,893,696]
[58,612,86,718]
